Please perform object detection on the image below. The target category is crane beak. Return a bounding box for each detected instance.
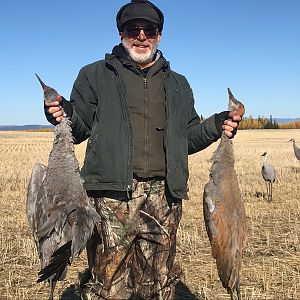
[227,88,234,99]
[35,73,47,91]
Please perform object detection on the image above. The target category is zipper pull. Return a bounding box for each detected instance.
[127,184,132,199]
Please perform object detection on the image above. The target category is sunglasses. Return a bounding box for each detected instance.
[124,25,159,39]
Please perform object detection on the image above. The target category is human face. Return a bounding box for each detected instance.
[120,20,161,68]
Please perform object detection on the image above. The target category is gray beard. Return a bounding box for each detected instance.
[122,39,158,65]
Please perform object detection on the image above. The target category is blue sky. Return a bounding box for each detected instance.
[1,0,299,125]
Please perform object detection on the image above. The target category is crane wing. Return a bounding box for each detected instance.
[26,163,47,235]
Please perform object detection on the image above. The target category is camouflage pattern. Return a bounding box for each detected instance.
[84,179,182,299]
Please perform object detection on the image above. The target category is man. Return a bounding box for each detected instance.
[45,1,241,299]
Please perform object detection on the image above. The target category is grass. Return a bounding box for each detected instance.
[0,129,299,299]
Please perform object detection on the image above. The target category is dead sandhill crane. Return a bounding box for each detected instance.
[261,152,276,202]
[26,74,101,300]
[289,138,300,161]
[203,88,247,300]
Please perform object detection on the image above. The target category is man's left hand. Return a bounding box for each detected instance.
[222,111,241,138]
[215,110,242,139]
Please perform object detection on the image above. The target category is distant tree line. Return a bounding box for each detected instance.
[199,114,300,129]
[239,115,300,129]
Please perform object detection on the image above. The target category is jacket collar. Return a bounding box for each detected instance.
[106,44,169,75]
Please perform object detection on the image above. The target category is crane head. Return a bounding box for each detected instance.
[289,138,295,143]
[227,88,245,117]
[261,152,268,157]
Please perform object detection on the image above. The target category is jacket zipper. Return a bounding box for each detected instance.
[143,77,150,175]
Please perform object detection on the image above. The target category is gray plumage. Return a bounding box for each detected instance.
[26,74,101,300]
[261,152,276,202]
[203,88,247,300]
[289,138,300,161]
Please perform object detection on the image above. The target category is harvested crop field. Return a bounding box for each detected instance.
[0,129,299,300]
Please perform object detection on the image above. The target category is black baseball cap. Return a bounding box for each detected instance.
[116,0,164,32]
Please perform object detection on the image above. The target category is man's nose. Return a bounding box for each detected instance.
[137,29,146,40]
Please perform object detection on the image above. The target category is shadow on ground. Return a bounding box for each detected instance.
[60,280,203,299]
[174,281,203,299]
[60,284,82,300]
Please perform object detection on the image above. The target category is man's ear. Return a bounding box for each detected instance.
[157,32,162,42]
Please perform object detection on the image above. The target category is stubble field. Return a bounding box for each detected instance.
[0,129,299,300]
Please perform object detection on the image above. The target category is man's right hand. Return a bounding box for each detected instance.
[44,95,64,125]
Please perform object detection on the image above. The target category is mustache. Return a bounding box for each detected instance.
[132,42,150,47]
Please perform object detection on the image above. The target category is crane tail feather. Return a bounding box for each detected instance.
[37,240,71,283]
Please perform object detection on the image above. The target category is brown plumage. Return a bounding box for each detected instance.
[203,88,247,299]
[26,74,101,300]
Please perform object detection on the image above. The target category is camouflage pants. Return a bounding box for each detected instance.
[85,179,182,300]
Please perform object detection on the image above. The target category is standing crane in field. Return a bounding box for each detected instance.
[261,152,276,202]
[289,138,300,161]
[26,74,101,300]
[203,88,247,300]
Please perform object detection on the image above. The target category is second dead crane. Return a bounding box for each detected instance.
[203,88,247,300]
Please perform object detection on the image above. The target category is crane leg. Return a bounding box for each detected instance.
[265,182,269,201]
[268,182,272,202]
[48,280,56,300]
[270,182,273,202]
[265,181,272,202]
[237,285,241,300]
